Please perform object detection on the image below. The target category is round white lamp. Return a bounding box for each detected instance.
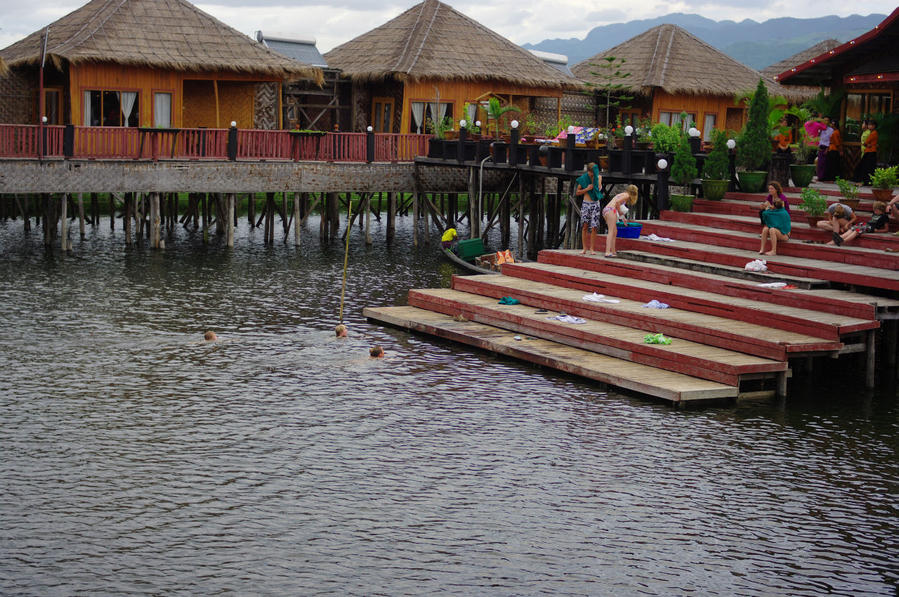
[510,120,519,129]
[688,127,700,137]
[475,120,482,127]
[230,121,237,127]
[726,139,736,149]
[367,125,373,132]
[624,125,634,136]
[459,119,467,128]
[657,158,668,170]
[41,116,48,123]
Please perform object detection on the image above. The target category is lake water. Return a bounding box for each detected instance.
[1,216,897,595]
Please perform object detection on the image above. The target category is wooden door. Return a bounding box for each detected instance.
[372,97,394,133]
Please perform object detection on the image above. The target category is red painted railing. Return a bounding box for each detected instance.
[0,124,430,163]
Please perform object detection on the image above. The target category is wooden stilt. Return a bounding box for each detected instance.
[124,194,133,246]
[226,193,235,247]
[109,194,115,231]
[293,192,302,247]
[517,174,525,255]
[150,192,161,249]
[78,193,85,239]
[364,193,372,245]
[60,194,68,251]
[201,193,209,244]
[413,191,419,248]
[387,191,396,244]
[866,328,876,389]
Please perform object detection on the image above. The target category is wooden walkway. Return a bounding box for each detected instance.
[365,188,898,406]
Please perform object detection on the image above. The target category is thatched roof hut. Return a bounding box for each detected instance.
[572,24,798,100]
[0,0,318,81]
[761,39,840,100]
[324,0,576,90]
[0,57,7,77]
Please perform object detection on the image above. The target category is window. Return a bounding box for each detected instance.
[44,89,62,125]
[422,102,454,134]
[702,113,717,142]
[659,111,697,131]
[372,97,394,133]
[153,93,172,128]
[83,90,140,126]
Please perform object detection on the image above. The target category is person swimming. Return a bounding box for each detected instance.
[369,345,384,358]
[204,331,218,341]
[335,324,347,338]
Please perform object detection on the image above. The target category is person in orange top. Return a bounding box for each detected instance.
[773,117,792,153]
[822,120,842,181]
[853,120,878,183]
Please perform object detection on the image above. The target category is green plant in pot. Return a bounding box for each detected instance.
[485,97,520,139]
[869,165,898,202]
[735,79,771,192]
[788,108,816,187]
[669,132,697,211]
[651,122,680,156]
[799,187,828,226]
[701,129,730,200]
[835,177,860,210]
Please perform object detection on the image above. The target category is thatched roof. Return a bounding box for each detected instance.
[324,0,578,90]
[0,0,319,81]
[761,39,841,79]
[0,57,7,76]
[572,24,802,101]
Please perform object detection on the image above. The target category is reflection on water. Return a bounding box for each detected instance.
[0,217,897,595]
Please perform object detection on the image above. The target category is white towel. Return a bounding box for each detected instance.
[642,300,670,309]
[744,259,768,272]
[549,315,587,324]
[582,293,620,304]
[757,282,787,288]
[644,233,674,242]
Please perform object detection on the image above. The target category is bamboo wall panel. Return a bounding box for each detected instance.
[651,90,745,133]
[218,82,256,129]
[183,80,217,128]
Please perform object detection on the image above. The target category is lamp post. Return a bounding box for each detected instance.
[726,138,737,191]
[366,125,374,162]
[656,158,670,212]
[688,127,702,154]
[509,119,520,166]
[622,125,634,175]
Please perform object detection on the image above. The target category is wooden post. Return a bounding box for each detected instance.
[866,328,876,389]
[527,174,538,261]
[386,191,396,244]
[202,193,209,244]
[248,192,256,227]
[293,192,302,247]
[468,167,478,238]
[328,192,340,241]
[226,193,235,247]
[150,192,160,249]
[412,191,419,247]
[109,194,116,231]
[60,194,68,251]
[364,192,372,245]
[124,194,132,247]
[518,174,525,255]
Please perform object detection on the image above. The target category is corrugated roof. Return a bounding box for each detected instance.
[324,0,579,89]
[257,32,328,69]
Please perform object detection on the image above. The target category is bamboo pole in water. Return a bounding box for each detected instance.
[78,193,85,239]
[364,192,372,246]
[150,192,160,249]
[60,194,68,251]
[293,192,301,247]
[386,191,396,244]
[227,193,235,248]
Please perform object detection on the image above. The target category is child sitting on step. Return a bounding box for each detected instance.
[828,201,889,246]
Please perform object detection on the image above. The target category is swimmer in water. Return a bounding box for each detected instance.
[204,331,218,342]
[335,324,347,338]
[369,345,384,358]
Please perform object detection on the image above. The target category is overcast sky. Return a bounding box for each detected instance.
[0,0,893,54]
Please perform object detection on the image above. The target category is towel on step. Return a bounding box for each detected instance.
[744,259,768,272]
[549,315,586,324]
[583,293,620,303]
[642,300,670,309]
[645,233,674,242]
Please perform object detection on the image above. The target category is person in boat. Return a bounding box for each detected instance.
[204,331,218,342]
[758,198,791,256]
[575,162,603,255]
[441,227,458,251]
[369,345,384,358]
[335,324,348,338]
[602,185,638,258]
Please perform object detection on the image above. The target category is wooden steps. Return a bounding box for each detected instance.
[537,249,898,320]
[604,234,899,292]
[500,261,877,341]
[660,210,899,251]
[364,305,739,403]
[639,219,899,268]
[449,272,846,360]
[407,287,788,387]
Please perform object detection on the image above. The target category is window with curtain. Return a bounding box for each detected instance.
[83,89,139,126]
[423,102,453,133]
[703,114,717,142]
[154,93,172,128]
[410,101,425,133]
[659,111,696,131]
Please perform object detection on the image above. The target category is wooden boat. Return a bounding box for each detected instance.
[441,246,499,275]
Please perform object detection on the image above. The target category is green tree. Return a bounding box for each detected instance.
[671,132,698,193]
[485,97,520,138]
[585,56,633,132]
[702,129,730,180]
[736,78,771,171]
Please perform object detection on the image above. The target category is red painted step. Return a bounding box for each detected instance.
[639,220,899,269]
[499,261,877,341]
[536,249,883,320]
[451,273,845,360]
[407,288,787,387]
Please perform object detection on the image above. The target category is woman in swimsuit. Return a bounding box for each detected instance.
[602,185,638,257]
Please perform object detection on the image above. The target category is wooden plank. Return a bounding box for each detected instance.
[451,272,845,359]
[505,261,879,338]
[537,250,887,320]
[407,288,787,386]
[363,305,738,402]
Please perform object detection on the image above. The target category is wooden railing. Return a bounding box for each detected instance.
[0,124,429,163]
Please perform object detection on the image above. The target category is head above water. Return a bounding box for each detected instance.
[335,324,347,338]
[369,345,384,358]
[204,331,217,341]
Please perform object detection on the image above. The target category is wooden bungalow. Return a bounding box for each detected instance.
[323,0,578,135]
[572,24,800,141]
[0,0,319,129]
[776,8,898,164]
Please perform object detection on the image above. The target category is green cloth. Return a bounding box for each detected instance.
[498,296,520,305]
[575,163,603,203]
[761,207,791,235]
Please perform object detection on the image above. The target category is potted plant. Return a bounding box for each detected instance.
[701,129,730,200]
[799,187,828,226]
[670,131,697,211]
[651,123,680,157]
[485,97,520,139]
[869,165,898,202]
[835,177,861,210]
[735,79,771,192]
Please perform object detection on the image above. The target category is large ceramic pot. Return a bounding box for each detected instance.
[841,198,860,211]
[789,164,816,188]
[738,170,768,193]
[805,214,825,228]
[669,194,694,212]
[872,188,895,202]
[701,179,728,201]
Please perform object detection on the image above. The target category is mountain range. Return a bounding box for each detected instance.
[522,13,885,71]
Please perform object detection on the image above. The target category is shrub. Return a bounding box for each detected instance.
[671,133,698,192]
[703,129,730,180]
[736,79,771,171]
[651,123,681,154]
[800,187,827,216]
[869,165,899,189]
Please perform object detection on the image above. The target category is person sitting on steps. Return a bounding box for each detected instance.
[759,198,791,256]
[828,201,889,246]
